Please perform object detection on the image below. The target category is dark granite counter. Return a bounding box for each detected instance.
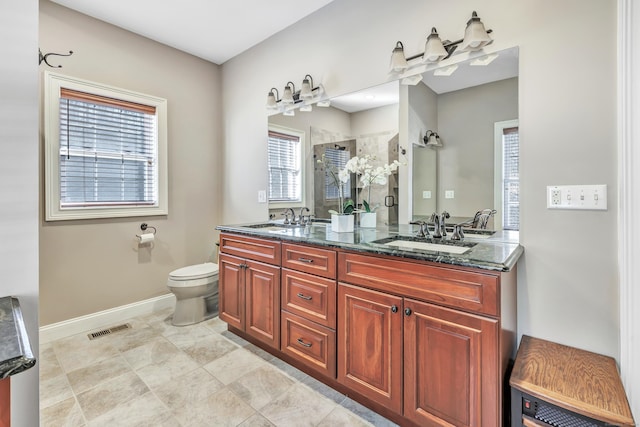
[0,297,36,378]
[216,221,523,272]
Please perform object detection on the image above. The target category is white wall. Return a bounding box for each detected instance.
[221,0,620,365]
[0,0,40,425]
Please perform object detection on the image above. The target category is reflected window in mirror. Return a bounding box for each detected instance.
[494,120,519,231]
[323,147,352,201]
[268,126,305,206]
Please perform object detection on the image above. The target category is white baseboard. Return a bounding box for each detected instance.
[39,294,176,344]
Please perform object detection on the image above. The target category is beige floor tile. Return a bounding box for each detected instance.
[108,322,163,352]
[134,351,200,389]
[228,365,295,410]
[178,331,239,365]
[259,383,337,427]
[203,347,267,385]
[40,397,86,427]
[86,391,178,427]
[66,356,132,394]
[238,413,276,427]
[39,346,64,382]
[151,367,224,411]
[317,406,375,427]
[202,316,228,334]
[172,388,256,427]
[121,335,182,370]
[76,372,149,421]
[52,333,121,373]
[40,373,75,409]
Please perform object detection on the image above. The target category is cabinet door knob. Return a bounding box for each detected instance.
[404,308,412,316]
[296,338,312,348]
[296,293,312,301]
[391,305,398,313]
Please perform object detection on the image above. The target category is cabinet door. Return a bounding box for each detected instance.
[337,283,403,413]
[245,259,281,348]
[403,298,499,427]
[219,253,245,330]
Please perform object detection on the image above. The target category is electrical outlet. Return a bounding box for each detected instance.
[258,190,267,203]
[422,190,432,199]
[547,185,607,210]
[445,190,454,199]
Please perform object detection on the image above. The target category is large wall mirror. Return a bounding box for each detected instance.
[268,47,519,235]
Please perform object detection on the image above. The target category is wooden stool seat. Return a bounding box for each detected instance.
[510,335,635,426]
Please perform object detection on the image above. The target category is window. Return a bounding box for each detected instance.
[44,72,167,220]
[494,119,519,231]
[323,147,351,200]
[267,126,305,205]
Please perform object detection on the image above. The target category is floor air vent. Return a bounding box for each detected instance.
[87,323,131,340]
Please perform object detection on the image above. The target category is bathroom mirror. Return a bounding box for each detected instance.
[268,47,519,231]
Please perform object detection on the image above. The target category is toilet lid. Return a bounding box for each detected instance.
[169,262,219,280]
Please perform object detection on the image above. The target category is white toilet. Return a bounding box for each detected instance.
[167,262,219,326]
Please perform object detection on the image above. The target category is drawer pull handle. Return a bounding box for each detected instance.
[297,338,312,347]
[298,257,314,263]
[296,293,313,301]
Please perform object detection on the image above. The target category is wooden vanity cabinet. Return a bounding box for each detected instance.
[219,234,281,349]
[280,243,338,378]
[338,251,514,427]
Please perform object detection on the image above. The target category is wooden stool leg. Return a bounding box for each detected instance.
[0,377,9,427]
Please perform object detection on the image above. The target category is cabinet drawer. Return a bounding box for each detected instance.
[338,252,500,316]
[281,311,336,378]
[282,269,336,329]
[220,233,281,265]
[282,243,336,279]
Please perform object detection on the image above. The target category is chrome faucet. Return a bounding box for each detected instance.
[298,207,310,225]
[410,220,430,238]
[432,211,450,238]
[281,208,295,224]
[450,224,465,240]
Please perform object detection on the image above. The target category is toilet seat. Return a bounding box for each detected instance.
[168,262,219,288]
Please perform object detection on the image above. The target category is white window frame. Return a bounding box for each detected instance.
[493,119,519,231]
[267,124,306,209]
[44,71,168,221]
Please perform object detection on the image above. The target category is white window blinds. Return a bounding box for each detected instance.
[268,130,301,202]
[324,147,351,200]
[59,88,158,208]
[502,127,519,230]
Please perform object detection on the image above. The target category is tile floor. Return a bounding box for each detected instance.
[39,308,399,427]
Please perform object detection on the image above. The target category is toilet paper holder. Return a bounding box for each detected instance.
[139,223,156,235]
[136,223,157,243]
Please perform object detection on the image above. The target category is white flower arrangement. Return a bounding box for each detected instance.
[343,155,401,212]
[317,153,354,215]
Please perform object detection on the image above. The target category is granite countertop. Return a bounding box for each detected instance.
[216,221,523,272]
[0,296,36,378]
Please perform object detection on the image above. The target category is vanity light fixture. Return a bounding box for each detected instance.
[424,130,442,147]
[266,87,279,109]
[389,11,493,74]
[266,74,326,112]
[459,11,493,52]
[281,81,296,105]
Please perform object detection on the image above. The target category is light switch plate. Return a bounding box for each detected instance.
[546,185,607,210]
[258,190,267,203]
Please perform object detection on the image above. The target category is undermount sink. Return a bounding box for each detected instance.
[372,236,477,255]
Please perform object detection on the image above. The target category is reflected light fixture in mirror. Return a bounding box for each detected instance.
[389,11,493,75]
[424,130,442,147]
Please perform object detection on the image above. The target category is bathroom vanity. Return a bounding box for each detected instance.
[216,222,522,427]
